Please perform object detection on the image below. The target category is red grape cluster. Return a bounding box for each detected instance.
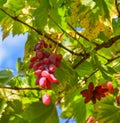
[29,40,62,105]
[80,82,114,104]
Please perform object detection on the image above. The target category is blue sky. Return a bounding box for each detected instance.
[0,30,27,74]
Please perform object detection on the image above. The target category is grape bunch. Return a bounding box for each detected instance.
[29,40,62,105]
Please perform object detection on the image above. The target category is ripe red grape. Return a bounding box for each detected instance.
[41,70,50,78]
[30,56,37,62]
[39,77,47,88]
[49,74,59,84]
[29,62,34,69]
[43,51,50,58]
[46,80,51,89]
[34,69,42,76]
[43,58,49,64]
[36,77,40,85]
[49,55,56,64]
[56,54,62,61]
[49,64,56,73]
[42,94,50,106]
[36,51,43,59]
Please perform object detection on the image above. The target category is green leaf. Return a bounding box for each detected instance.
[6,0,24,11]
[0,0,7,6]
[49,0,57,7]
[0,100,27,123]
[95,95,120,123]
[12,21,28,36]
[48,9,61,30]
[112,18,120,36]
[33,8,48,31]
[0,11,6,22]
[0,69,13,79]
[75,61,94,77]
[22,102,59,123]
[60,88,90,123]
[16,58,26,76]
[55,61,78,91]
[0,100,59,123]
[0,69,13,85]
[1,17,13,40]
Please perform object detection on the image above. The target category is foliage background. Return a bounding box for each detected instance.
[0,0,120,123]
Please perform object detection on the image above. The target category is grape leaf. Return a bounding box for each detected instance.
[22,102,59,123]
[0,0,7,6]
[0,69,13,85]
[12,21,29,36]
[60,88,92,123]
[95,95,120,123]
[54,61,78,91]
[6,0,25,11]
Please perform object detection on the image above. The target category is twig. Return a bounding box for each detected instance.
[0,7,83,56]
[67,23,99,46]
[67,23,89,41]
[73,35,120,68]
[73,53,90,69]
[94,35,120,51]
[0,86,42,90]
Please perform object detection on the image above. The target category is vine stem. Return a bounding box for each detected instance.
[73,35,120,69]
[0,7,83,56]
[0,86,42,90]
[67,23,99,46]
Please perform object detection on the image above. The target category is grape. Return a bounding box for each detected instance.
[30,56,37,62]
[37,61,43,66]
[42,94,51,106]
[49,74,59,84]
[46,80,51,89]
[36,51,43,59]
[107,82,114,94]
[39,40,45,49]
[44,43,48,48]
[86,116,95,123]
[36,77,40,85]
[41,70,50,78]
[49,55,56,64]
[43,51,50,58]
[38,65,44,71]
[34,43,40,51]
[33,62,41,70]
[34,69,42,76]
[43,58,49,64]
[49,64,56,73]
[39,77,47,88]
[56,54,62,61]
[29,62,34,69]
